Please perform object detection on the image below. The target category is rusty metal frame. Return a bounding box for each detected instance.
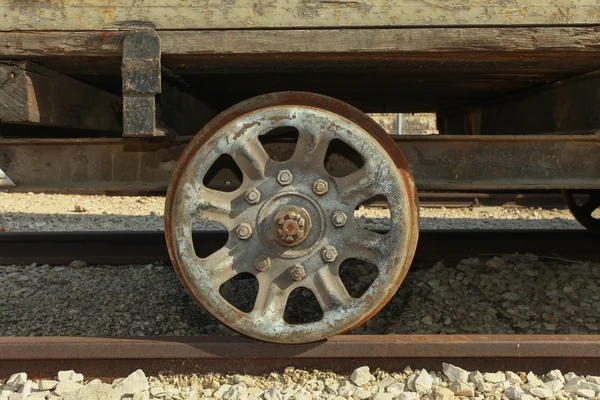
[2,135,600,193]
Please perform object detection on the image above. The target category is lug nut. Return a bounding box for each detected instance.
[236,223,253,240]
[245,188,261,205]
[313,179,328,196]
[321,245,338,263]
[277,170,293,186]
[255,256,271,272]
[289,264,306,281]
[332,211,347,227]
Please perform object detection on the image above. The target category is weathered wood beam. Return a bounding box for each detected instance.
[439,70,600,135]
[1,0,599,30]
[1,136,599,193]
[2,28,600,59]
[0,61,122,131]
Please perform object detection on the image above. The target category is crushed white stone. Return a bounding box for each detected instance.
[547,369,565,383]
[529,386,553,398]
[483,372,506,383]
[434,386,454,400]
[449,380,473,396]
[351,367,373,387]
[36,366,591,400]
[56,372,82,384]
[413,369,432,393]
[442,363,469,384]
[526,371,543,387]
[0,370,150,400]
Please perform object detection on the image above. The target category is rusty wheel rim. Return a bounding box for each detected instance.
[563,189,600,233]
[165,92,419,343]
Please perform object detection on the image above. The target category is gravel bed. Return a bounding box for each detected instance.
[1,253,599,336]
[3,364,600,400]
[0,193,582,232]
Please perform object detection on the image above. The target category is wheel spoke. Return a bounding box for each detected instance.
[202,247,239,285]
[344,226,394,262]
[250,275,288,323]
[334,163,386,204]
[310,266,351,311]
[291,129,331,169]
[193,189,235,225]
[581,193,600,215]
[232,141,269,181]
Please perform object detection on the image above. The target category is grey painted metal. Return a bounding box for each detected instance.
[164,93,418,343]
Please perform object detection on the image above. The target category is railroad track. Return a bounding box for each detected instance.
[417,192,565,208]
[1,336,600,380]
[2,228,599,382]
[0,229,596,266]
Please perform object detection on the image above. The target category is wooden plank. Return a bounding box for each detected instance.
[3,27,600,113]
[439,69,600,134]
[2,27,600,58]
[0,61,122,131]
[2,0,600,30]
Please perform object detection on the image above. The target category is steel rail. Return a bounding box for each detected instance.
[1,335,600,380]
[0,229,596,266]
[417,192,565,208]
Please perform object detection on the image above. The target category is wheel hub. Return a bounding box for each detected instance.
[274,205,311,247]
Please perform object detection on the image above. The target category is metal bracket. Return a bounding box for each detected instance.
[0,167,14,187]
[122,29,163,137]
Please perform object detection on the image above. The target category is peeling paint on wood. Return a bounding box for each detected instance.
[2,0,600,30]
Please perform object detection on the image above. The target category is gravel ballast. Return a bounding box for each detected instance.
[1,254,599,336]
[0,193,582,232]
[3,365,600,400]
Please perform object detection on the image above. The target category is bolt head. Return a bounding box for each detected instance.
[255,256,271,272]
[289,264,306,281]
[313,179,329,195]
[321,246,338,263]
[236,223,253,240]
[277,170,293,186]
[245,188,261,205]
[332,211,348,227]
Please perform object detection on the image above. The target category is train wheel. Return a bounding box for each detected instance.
[165,92,419,343]
[563,189,600,233]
